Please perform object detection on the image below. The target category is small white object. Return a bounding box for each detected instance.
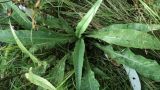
[124,65,141,90]
[19,5,26,11]
[105,54,141,90]
[18,5,32,18]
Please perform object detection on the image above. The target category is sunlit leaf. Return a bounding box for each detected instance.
[75,0,102,38]
[73,39,85,90]
[25,68,56,90]
[88,29,160,50]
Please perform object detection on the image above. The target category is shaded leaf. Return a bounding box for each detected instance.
[1,1,32,29]
[57,70,74,90]
[107,23,160,32]
[48,55,67,86]
[36,14,73,33]
[75,0,102,38]
[88,29,160,50]
[97,44,160,81]
[25,68,56,90]
[92,67,110,79]
[0,30,73,47]
[81,70,100,90]
[73,39,85,90]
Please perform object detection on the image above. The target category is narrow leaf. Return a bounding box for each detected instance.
[25,68,56,90]
[88,29,160,50]
[81,70,100,90]
[97,44,160,81]
[9,22,42,65]
[73,39,85,90]
[75,0,102,38]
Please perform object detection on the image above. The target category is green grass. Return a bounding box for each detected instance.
[1,0,160,90]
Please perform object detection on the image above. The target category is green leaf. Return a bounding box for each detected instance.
[73,39,85,90]
[37,14,73,33]
[10,23,43,65]
[75,0,102,38]
[0,30,73,47]
[88,29,160,50]
[97,44,160,81]
[25,68,56,90]
[1,1,32,29]
[57,70,74,90]
[81,70,100,90]
[107,23,160,32]
[48,55,67,86]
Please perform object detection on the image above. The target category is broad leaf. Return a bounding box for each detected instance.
[0,30,73,47]
[75,0,102,38]
[73,39,85,90]
[107,23,160,32]
[81,69,100,90]
[97,44,160,81]
[1,1,32,29]
[88,29,160,50]
[25,68,56,90]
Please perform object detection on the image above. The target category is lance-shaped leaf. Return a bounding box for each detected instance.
[75,0,102,38]
[1,1,32,29]
[47,55,67,86]
[107,23,160,32]
[10,23,43,65]
[97,44,160,81]
[73,39,85,90]
[88,29,160,50]
[0,30,73,47]
[25,68,56,90]
[81,69,100,90]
